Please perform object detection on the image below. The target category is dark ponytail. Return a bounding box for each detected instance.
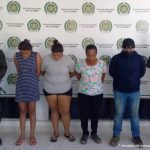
[51,39,63,52]
[18,39,32,51]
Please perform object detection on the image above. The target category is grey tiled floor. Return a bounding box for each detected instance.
[0,120,150,150]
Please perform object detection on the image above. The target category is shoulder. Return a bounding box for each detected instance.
[78,59,85,63]
[136,53,145,65]
[111,53,121,62]
[32,51,39,57]
[42,54,50,60]
[63,55,74,63]
[0,49,3,54]
[136,52,142,58]
[0,49,5,56]
[112,53,120,59]
[98,59,107,69]
[15,52,20,57]
[41,55,50,65]
[75,59,85,72]
[76,59,85,69]
[0,50,6,61]
[63,55,71,60]
[36,52,42,62]
[133,51,144,60]
[98,59,105,65]
[35,52,41,57]
[77,59,85,65]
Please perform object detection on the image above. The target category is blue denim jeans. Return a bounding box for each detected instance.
[113,90,140,137]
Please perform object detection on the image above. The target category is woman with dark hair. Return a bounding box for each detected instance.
[14,39,41,146]
[41,39,75,142]
[75,44,107,144]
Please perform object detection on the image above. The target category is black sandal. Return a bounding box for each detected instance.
[64,134,75,142]
[50,135,58,142]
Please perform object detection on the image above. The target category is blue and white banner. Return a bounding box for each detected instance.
[0,0,150,98]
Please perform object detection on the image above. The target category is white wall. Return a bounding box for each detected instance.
[0,0,150,120]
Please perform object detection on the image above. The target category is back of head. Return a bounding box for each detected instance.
[122,38,135,49]
[85,44,97,54]
[51,39,63,53]
[18,39,32,51]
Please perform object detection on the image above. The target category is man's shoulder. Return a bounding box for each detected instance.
[0,49,5,57]
[133,51,143,59]
[0,49,3,54]
[111,53,121,60]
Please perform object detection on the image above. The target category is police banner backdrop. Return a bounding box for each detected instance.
[0,0,150,98]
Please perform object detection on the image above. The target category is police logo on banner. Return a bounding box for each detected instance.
[7,1,20,14]
[82,38,95,49]
[136,20,149,33]
[117,2,130,15]
[45,37,56,49]
[28,19,41,32]
[7,36,20,49]
[117,38,124,50]
[82,2,95,15]
[99,20,112,33]
[44,2,58,14]
[7,73,17,85]
[68,54,77,64]
[64,20,77,32]
[100,55,111,65]
[0,20,3,31]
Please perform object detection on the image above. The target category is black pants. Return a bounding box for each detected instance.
[78,93,103,135]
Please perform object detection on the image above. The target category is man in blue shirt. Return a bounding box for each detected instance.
[109,38,146,147]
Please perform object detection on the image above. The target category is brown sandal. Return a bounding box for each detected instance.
[15,137,25,146]
[29,138,37,146]
[64,134,75,142]
[50,135,58,142]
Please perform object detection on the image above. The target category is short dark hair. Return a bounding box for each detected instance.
[122,38,135,49]
[18,39,32,51]
[51,39,63,53]
[85,44,97,54]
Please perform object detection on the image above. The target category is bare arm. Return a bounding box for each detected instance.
[69,71,76,78]
[14,54,18,74]
[101,73,106,83]
[40,71,45,76]
[76,72,81,80]
[36,52,42,78]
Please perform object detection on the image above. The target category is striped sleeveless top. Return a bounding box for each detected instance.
[15,52,39,102]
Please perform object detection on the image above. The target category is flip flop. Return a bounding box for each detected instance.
[64,134,75,142]
[50,135,58,142]
[29,138,37,146]
[15,137,25,146]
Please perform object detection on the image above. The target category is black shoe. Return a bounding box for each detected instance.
[0,137,2,145]
[91,134,102,144]
[132,136,143,148]
[80,135,88,144]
